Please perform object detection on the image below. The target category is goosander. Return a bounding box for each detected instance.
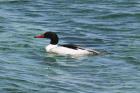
[34,32,99,56]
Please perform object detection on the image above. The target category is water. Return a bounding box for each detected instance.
[0,0,140,93]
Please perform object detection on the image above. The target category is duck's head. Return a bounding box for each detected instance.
[34,32,59,45]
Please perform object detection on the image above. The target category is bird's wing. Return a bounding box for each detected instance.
[59,44,80,50]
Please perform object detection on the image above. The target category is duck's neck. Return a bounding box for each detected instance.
[50,37,59,45]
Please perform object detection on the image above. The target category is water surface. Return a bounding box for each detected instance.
[0,0,140,93]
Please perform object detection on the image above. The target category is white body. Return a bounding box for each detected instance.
[45,44,99,56]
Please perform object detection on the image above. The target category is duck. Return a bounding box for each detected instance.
[34,32,100,56]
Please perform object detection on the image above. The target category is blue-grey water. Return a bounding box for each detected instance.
[0,0,140,93]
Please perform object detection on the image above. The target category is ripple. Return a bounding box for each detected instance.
[0,0,29,3]
[0,0,140,93]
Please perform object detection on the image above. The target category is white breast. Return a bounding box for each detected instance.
[45,44,93,56]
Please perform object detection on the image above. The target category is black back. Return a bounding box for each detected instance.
[60,44,80,50]
[60,44,99,55]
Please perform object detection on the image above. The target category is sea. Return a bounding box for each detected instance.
[0,0,140,93]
